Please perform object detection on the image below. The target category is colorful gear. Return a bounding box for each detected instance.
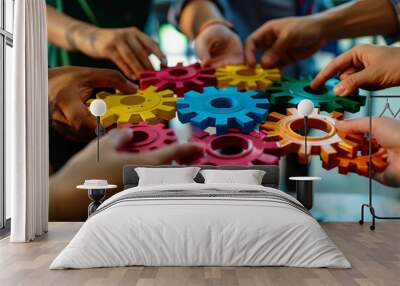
[332,149,388,176]
[177,86,270,134]
[266,77,366,113]
[139,62,216,97]
[260,108,361,165]
[89,86,176,128]
[117,122,177,153]
[215,64,281,90]
[186,129,280,165]
[322,136,388,176]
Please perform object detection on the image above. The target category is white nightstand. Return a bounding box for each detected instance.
[77,180,117,216]
[289,176,321,210]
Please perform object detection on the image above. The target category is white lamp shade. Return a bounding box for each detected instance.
[297,99,314,117]
[89,99,107,117]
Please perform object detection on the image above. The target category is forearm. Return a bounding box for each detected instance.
[316,0,398,40]
[47,5,96,52]
[179,0,224,39]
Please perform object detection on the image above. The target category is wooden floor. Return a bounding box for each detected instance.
[0,222,399,286]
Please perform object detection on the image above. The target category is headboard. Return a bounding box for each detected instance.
[123,165,280,189]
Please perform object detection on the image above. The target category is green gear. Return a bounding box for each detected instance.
[265,77,366,113]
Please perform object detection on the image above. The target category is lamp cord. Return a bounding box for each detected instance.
[96,116,100,163]
[304,116,308,164]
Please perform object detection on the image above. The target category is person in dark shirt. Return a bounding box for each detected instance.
[46,0,167,172]
[47,0,166,78]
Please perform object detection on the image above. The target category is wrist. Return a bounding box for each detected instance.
[316,12,340,41]
[198,19,234,35]
[307,14,338,41]
[69,23,98,53]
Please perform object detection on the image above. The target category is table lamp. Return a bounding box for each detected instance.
[297,99,314,164]
[89,99,107,162]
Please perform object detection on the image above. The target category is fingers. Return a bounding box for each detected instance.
[374,169,400,188]
[260,34,291,68]
[245,23,274,68]
[88,68,137,94]
[59,92,97,137]
[335,117,370,134]
[124,37,154,71]
[311,49,358,90]
[244,34,258,68]
[331,69,371,96]
[102,128,134,149]
[135,31,167,66]
[339,67,359,80]
[110,52,138,81]
[194,37,212,64]
[170,143,204,164]
[116,41,145,77]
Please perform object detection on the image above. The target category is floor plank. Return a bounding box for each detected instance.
[0,222,399,286]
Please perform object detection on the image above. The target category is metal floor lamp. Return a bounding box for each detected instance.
[359,94,400,230]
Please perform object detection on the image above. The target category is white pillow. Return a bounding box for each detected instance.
[135,167,201,186]
[200,169,266,185]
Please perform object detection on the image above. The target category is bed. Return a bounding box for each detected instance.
[50,165,350,269]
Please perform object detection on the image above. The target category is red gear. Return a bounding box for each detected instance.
[117,122,177,153]
[139,63,216,97]
[186,129,280,166]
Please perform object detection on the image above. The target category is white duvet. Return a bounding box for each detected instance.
[50,183,350,269]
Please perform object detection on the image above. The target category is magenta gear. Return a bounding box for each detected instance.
[117,122,177,153]
[187,129,280,165]
[139,63,216,97]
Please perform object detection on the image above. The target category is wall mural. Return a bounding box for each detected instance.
[89,63,386,177]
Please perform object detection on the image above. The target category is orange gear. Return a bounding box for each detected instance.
[323,136,388,176]
[260,108,361,165]
[334,149,388,176]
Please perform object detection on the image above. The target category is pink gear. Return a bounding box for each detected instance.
[117,122,177,153]
[186,129,280,165]
[139,63,216,97]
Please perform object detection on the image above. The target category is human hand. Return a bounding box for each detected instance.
[245,16,326,68]
[77,27,166,80]
[311,45,400,96]
[336,117,400,187]
[195,24,243,67]
[48,66,137,142]
[50,128,204,220]
[53,128,204,191]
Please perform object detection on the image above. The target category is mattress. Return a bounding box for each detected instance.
[50,183,350,269]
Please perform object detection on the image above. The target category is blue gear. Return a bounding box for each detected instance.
[177,86,270,134]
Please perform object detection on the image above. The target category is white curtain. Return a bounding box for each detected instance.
[7,0,49,242]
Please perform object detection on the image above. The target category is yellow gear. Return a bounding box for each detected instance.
[89,86,176,128]
[215,64,281,90]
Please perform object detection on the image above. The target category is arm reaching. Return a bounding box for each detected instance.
[50,128,204,220]
[179,0,243,67]
[311,45,400,96]
[47,5,166,79]
[244,0,399,68]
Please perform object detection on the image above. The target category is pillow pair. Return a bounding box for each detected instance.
[135,167,265,186]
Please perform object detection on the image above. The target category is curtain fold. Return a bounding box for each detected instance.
[8,0,49,242]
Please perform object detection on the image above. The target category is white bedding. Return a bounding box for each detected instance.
[50,183,350,269]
